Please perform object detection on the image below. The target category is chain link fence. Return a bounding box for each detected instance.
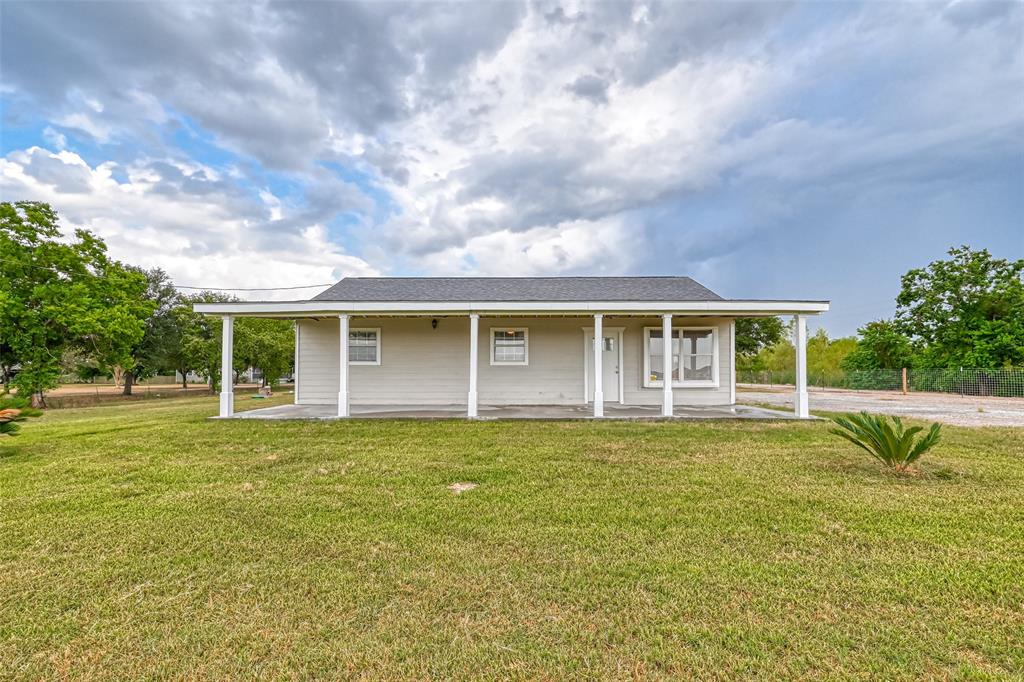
[738,368,1024,397]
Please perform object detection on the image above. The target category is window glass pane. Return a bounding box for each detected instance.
[648,334,663,382]
[647,331,679,382]
[671,337,680,381]
[682,330,713,355]
[494,330,526,363]
[678,330,714,381]
[683,353,713,380]
[494,330,524,344]
[348,331,377,362]
[495,346,525,363]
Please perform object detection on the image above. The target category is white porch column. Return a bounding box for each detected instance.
[662,313,673,417]
[593,313,604,417]
[794,314,809,418]
[729,320,736,405]
[337,314,350,418]
[468,314,479,418]
[219,315,234,417]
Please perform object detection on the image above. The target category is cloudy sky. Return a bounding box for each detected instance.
[2,1,1022,335]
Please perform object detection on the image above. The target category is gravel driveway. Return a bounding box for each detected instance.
[738,385,1024,427]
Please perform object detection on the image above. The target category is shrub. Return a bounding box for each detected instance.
[830,412,941,473]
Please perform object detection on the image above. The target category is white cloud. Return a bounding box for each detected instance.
[369,4,781,271]
[431,214,639,276]
[0,147,378,299]
[359,1,1022,276]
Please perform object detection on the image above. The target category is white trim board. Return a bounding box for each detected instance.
[194,299,830,317]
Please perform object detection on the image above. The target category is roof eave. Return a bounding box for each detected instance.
[193,299,831,317]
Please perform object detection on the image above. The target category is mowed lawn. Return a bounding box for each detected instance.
[1,395,1022,679]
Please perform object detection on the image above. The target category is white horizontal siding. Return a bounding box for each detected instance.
[297,315,734,407]
[298,317,470,405]
[296,318,339,404]
[478,318,583,404]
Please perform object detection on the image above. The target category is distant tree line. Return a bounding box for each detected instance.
[1,201,294,406]
[736,246,1024,376]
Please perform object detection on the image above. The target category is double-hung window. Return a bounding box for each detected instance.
[490,328,528,365]
[643,327,717,387]
[348,328,381,365]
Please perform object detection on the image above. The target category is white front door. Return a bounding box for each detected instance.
[586,332,620,403]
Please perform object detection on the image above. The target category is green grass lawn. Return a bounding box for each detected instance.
[2,395,1022,679]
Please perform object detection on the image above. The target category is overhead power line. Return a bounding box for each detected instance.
[175,283,335,292]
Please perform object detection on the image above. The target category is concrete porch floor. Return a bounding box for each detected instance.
[226,402,800,420]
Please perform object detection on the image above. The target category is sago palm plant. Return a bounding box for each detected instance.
[830,411,941,473]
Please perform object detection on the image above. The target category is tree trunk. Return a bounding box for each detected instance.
[123,372,134,396]
[111,365,124,388]
[180,369,188,390]
[31,391,45,409]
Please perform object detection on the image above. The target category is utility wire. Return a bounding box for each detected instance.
[175,283,334,292]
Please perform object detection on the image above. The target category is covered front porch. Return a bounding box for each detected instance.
[200,299,825,421]
[225,402,799,420]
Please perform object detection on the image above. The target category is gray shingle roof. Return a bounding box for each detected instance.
[312,277,723,302]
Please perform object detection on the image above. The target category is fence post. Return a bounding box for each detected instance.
[901,367,908,395]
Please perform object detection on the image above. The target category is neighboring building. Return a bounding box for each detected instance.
[194,276,829,419]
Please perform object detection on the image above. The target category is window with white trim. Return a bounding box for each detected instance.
[643,327,717,387]
[348,328,380,365]
[490,328,528,365]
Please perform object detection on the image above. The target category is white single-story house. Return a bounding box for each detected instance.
[194,277,829,419]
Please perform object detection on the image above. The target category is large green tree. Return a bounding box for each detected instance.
[735,317,786,365]
[896,246,1024,368]
[841,320,916,371]
[118,267,181,395]
[0,201,151,405]
[82,267,156,395]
